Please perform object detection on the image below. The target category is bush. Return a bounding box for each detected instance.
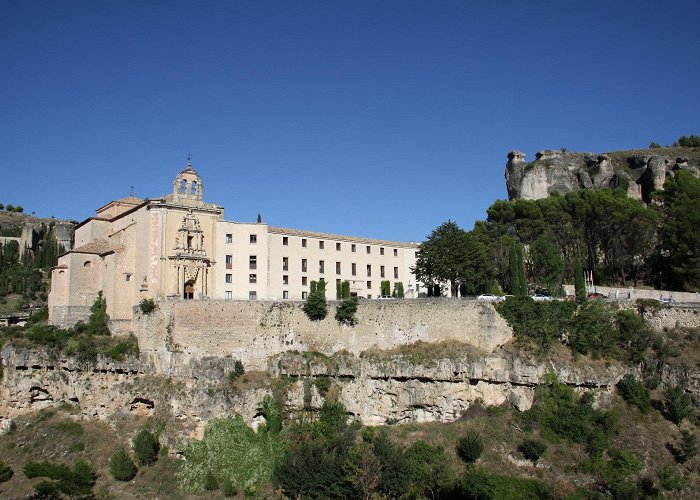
[222,477,237,497]
[335,297,358,326]
[132,429,160,466]
[303,281,328,321]
[204,470,218,491]
[519,439,547,463]
[23,459,96,496]
[569,301,617,357]
[138,298,157,314]
[110,447,137,481]
[665,386,693,424]
[496,297,575,349]
[229,360,245,382]
[616,374,651,413]
[674,430,697,464]
[616,310,651,363]
[0,459,13,482]
[456,430,483,463]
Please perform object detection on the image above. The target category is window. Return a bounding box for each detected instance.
[250,234,257,244]
[283,275,289,285]
[367,294,372,299]
[302,276,308,286]
[381,265,385,278]
[283,236,289,246]
[351,244,356,252]
[336,242,341,251]
[366,264,371,277]
[225,291,232,300]
[302,291,308,299]
[367,281,372,289]
[336,278,341,285]
[319,240,324,249]
[249,274,257,283]
[351,263,357,276]
[319,260,325,273]
[225,233,232,243]
[282,257,289,271]
[336,262,341,274]
[394,267,399,279]
[226,274,233,283]
[249,291,257,300]
[302,238,307,247]
[125,274,132,282]
[366,245,371,254]
[283,291,289,299]
[380,247,385,255]
[301,258,307,272]
[249,255,257,270]
[225,254,232,269]
[394,249,398,257]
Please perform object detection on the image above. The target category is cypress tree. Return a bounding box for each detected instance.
[574,257,586,302]
[509,242,518,295]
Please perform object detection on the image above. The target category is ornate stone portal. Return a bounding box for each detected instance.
[170,212,211,299]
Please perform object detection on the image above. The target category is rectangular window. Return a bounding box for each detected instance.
[225,254,232,269]
[283,275,289,285]
[249,291,257,300]
[380,247,385,255]
[250,234,257,244]
[336,262,341,274]
[283,291,289,299]
[366,264,372,277]
[351,263,357,276]
[225,291,232,300]
[351,244,356,252]
[394,249,398,257]
[225,233,232,243]
[301,258,307,272]
[336,278,341,285]
[366,245,371,254]
[319,240,324,250]
[381,265,385,278]
[249,255,257,270]
[394,267,399,279]
[283,236,289,246]
[125,274,132,282]
[336,242,341,251]
[319,260,325,273]
[367,281,372,289]
[367,294,372,299]
[249,274,257,283]
[225,274,232,283]
[302,238,307,247]
[302,291,308,299]
[302,276,308,286]
[282,257,289,271]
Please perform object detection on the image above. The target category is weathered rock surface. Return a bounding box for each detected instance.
[505,149,699,202]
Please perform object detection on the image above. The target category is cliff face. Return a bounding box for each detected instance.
[505,148,700,202]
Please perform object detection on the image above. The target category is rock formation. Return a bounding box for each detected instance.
[505,149,700,202]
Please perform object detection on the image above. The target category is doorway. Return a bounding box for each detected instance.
[184,281,195,300]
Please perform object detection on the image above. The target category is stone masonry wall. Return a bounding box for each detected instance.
[134,299,513,371]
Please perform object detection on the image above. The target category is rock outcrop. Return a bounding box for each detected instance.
[505,149,699,202]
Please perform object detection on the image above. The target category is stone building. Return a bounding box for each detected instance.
[48,161,421,332]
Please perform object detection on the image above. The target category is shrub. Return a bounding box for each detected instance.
[0,459,13,482]
[674,430,697,464]
[496,297,575,349]
[303,281,327,321]
[204,470,218,491]
[132,429,160,466]
[335,297,358,326]
[314,376,332,397]
[397,282,404,298]
[616,310,651,363]
[456,430,483,463]
[222,477,237,497]
[23,459,96,496]
[569,301,617,357]
[616,374,651,413]
[519,439,547,463]
[229,360,245,382]
[110,447,137,481]
[665,386,693,425]
[138,298,157,314]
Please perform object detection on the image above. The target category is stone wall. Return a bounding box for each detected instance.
[134,299,513,371]
[562,284,700,304]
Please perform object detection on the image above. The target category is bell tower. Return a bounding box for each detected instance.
[173,156,204,202]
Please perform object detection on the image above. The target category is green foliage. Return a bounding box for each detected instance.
[0,459,13,482]
[649,141,661,148]
[453,467,551,499]
[456,430,483,463]
[530,233,565,296]
[569,300,617,357]
[665,386,693,424]
[396,282,404,298]
[335,297,358,326]
[616,310,651,363]
[674,134,700,147]
[179,415,285,493]
[341,280,350,300]
[23,459,96,496]
[336,281,342,300]
[314,376,332,397]
[87,290,110,336]
[138,298,157,314]
[229,360,245,382]
[380,280,391,297]
[110,447,138,481]
[204,470,218,491]
[574,257,586,302]
[519,438,547,463]
[303,280,328,321]
[260,395,282,435]
[221,477,237,497]
[674,430,697,464]
[616,375,651,413]
[496,297,576,348]
[657,465,687,491]
[132,428,160,466]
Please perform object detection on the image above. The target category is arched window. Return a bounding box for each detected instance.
[180,179,187,193]
[191,180,197,194]
[83,261,92,268]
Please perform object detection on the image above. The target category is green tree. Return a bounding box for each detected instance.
[569,301,617,357]
[674,430,697,464]
[616,375,651,413]
[530,233,565,296]
[519,439,547,463]
[574,257,586,302]
[87,290,110,336]
[335,297,358,326]
[675,134,700,147]
[396,282,404,298]
[380,280,391,297]
[110,447,138,481]
[341,280,350,300]
[514,243,527,296]
[132,428,160,466]
[456,430,483,463]
[304,280,328,320]
[665,386,693,425]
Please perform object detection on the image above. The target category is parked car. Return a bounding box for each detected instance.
[532,294,553,301]
[477,294,503,302]
[587,292,605,299]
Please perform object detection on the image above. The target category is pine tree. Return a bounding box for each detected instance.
[87,291,110,336]
[109,448,137,481]
[132,429,160,466]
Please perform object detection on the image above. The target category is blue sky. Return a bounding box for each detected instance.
[1,0,698,242]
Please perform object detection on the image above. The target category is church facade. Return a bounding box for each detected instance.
[48,161,421,331]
